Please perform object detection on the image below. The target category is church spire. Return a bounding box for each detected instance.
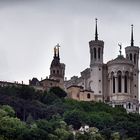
[118,43,122,56]
[53,43,60,60]
[56,43,60,60]
[54,47,57,58]
[131,24,134,46]
[95,18,98,41]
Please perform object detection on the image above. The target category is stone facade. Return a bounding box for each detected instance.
[65,22,139,113]
[29,21,139,113]
[67,86,95,101]
[67,85,103,102]
[29,44,65,91]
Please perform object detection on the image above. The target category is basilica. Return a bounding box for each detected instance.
[30,19,139,113]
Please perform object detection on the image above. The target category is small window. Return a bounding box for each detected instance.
[87,93,90,99]
[99,80,101,82]
[57,70,59,74]
[130,53,132,61]
[118,71,122,93]
[77,93,79,98]
[135,84,136,87]
[124,75,127,93]
[126,54,129,59]
[128,103,131,109]
[135,96,137,98]
[134,54,136,64]
[113,76,115,93]
[94,48,96,59]
[53,70,55,74]
[99,68,101,71]
[50,83,52,86]
[98,48,101,59]
[99,91,101,93]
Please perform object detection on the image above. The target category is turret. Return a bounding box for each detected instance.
[49,44,65,83]
[88,19,104,99]
[89,18,104,67]
[125,25,139,109]
[125,25,139,69]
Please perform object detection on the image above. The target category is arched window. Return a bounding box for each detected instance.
[91,51,93,60]
[130,53,132,61]
[124,75,127,93]
[77,93,79,98]
[89,81,93,91]
[134,54,136,64]
[128,103,131,109]
[126,54,129,59]
[113,76,115,93]
[98,48,101,59]
[94,48,96,59]
[53,70,55,74]
[125,71,129,93]
[118,71,122,92]
[87,93,90,99]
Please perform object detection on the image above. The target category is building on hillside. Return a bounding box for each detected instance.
[0,81,26,87]
[29,44,65,91]
[29,19,139,113]
[65,19,139,113]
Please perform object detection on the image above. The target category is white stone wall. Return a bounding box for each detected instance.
[107,59,139,113]
[107,63,133,95]
[133,69,139,100]
[89,66,103,96]
[125,46,139,103]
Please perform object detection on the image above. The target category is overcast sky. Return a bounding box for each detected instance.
[0,0,140,84]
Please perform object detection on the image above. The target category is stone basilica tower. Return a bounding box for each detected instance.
[89,19,104,99]
[65,21,139,112]
[125,25,139,102]
[49,44,65,85]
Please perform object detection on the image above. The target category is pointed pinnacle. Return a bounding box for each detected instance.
[95,18,98,41]
[131,24,134,46]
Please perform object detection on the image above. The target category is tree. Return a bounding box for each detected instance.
[54,128,73,140]
[36,119,53,133]
[89,133,105,140]
[75,132,89,140]
[26,113,34,125]
[42,92,59,105]
[1,105,15,117]
[64,109,87,129]
[49,87,67,98]
[0,109,7,118]
[88,112,114,129]
[111,132,121,140]
[0,116,27,139]
[48,133,58,140]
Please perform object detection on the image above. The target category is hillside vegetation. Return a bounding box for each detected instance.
[0,85,140,140]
